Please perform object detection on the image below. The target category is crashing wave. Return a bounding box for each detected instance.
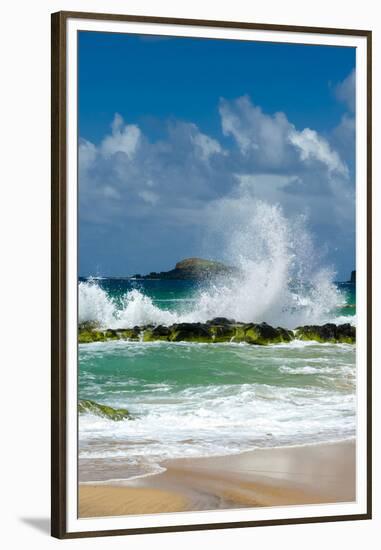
[79,201,350,329]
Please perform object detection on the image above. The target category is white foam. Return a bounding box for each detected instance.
[79,284,179,328]
[79,380,355,462]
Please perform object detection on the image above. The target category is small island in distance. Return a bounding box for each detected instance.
[131,257,237,280]
[130,258,355,284]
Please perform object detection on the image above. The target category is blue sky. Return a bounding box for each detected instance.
[78,31,356,279]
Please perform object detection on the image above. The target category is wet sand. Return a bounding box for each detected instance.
[79,440,355,518]
[79,485,188,517]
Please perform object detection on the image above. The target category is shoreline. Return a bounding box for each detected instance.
[79,439,356,518]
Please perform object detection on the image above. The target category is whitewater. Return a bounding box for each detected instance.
[78,339,356,482]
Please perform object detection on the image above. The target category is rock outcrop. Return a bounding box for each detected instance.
[78,399,131,420]
[294,323,355,343]
[78,319,355,345]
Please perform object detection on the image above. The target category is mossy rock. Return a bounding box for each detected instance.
[78,399,131,421]
[243,324,263,344]
[77,321,354,345]
[209,324,236,342]
[143,325,171,342]
[241,322,293,345]
[231,324,247,343]
[169,323,212,343]
[78,330,107,343]
[206,317,236,325]
[104,329,119,341]
[295,323,355,343]
[78,327,140,343]
[118,329,140,341]
[276,326,295,343]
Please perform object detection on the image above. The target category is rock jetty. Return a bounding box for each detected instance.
[79,318,355,345]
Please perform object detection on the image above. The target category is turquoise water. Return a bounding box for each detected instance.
[78,278,356,482]
[79,278,199,312]
[79,277,356,318]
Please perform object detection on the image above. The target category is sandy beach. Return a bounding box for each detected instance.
[79,439,355,518]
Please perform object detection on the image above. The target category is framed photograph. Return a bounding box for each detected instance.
[51,11,372,539]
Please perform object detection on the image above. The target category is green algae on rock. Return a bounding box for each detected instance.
[79,319,355,345]
[239,322,294,345]
[294,323,356,343]
[78,330,107,343]
[78,327,140,343]
[78,399,131,421]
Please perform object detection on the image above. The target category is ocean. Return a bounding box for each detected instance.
[78,277,356,482]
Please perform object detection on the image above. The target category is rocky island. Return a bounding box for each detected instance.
[132,257,237,280]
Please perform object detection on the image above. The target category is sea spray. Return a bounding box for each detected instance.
[191,201,345,327]
[79,283,179,328]
[79,201,347,329]
[79,278,116,326]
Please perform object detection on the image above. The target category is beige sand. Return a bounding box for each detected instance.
[79,485,188,518]
[79,440,355,518]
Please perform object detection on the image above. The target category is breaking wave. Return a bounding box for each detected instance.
[79,201,350,329]
[79,285,179,328]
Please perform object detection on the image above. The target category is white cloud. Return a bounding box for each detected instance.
[335,69,355,112]
[79,138,97,171]
[191,131,224,160]
[331,113,355,162]
[100,113,141,159]
[289,127,348,176]
[219,95,348,176]
[219,96,292,167]
[78,116,230,229]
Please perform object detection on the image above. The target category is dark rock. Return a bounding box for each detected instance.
[242,322,293,345]
[143,325,172,342]
[295,323,356,343]
[151,325,172,337]
[209,324,236,342]
[206,317,236,325]
[169,322,212,342]
[104,329,119,340]
[78,329,106,343]
[118,328,140,341]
